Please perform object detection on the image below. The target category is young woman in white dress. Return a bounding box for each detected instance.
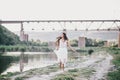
[55,32,76,70]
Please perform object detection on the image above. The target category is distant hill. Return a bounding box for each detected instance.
[0,25,20,45]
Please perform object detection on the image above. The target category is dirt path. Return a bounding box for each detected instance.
[89,53,113,80]
[26,59,99,80]
[25,52,113,80]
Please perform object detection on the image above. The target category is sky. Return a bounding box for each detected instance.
[0,0,120,31]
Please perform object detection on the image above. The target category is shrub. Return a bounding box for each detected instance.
[70,40,78,47]
[20,47,26,52]
[88,49,94,55]
[41,47,50,52]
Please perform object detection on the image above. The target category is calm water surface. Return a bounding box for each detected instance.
[2,52,58,74]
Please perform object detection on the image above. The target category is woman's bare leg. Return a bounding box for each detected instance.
[62,64,64,71]
[59,61,62,69]
[60,63,64,71]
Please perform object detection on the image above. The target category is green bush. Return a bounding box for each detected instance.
[0,47,5,52]
[41,42,48,46]
[41,47,51,52]
[20,47,26,52]
[70,40,78,47]
[88,49,94,55]
[114,51,119,54]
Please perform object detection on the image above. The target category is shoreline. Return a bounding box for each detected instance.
[6,51,113,80]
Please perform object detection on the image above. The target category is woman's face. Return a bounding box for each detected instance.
[61,33,64,38]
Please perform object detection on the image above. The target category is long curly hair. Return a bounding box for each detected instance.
[56,32,68,46]
[62,32,68,41]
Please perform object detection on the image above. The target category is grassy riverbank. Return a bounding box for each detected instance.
[0,44,52,52]
[52,67,95,80]
[106,47,120,80]
[0,47,105,80]
[0,47,119,80]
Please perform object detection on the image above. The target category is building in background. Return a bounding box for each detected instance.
[20,24,29,41]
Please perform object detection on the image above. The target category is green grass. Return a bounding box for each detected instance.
[52,68,95,80]
[0,72,20,80]
[15,77,24,80]
[68,69,79,73]
[0,47,113,80]
[52,74,75,80]
[18,64,59,79]
[0,45,53,52]
[106,47,120,80]
[107,70,120,80]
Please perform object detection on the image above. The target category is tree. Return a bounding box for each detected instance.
[0,25,20,45]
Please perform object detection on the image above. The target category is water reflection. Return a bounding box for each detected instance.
[1,52,81,74]
[20,52,26,72]
[0,54,19,74]
[2,52,58,74]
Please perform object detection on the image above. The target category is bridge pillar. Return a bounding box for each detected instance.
[20,23,24,41]
[78,37,86,47]
[104,41,108,47]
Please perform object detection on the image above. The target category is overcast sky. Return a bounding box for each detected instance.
[0,0,120,31]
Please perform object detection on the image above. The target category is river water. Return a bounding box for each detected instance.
[1,52,58,74]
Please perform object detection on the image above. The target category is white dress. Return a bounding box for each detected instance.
[54,39,68,64]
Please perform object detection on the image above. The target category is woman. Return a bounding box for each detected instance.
[54,32,76,70]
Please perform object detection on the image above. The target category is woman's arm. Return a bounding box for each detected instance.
[67,40,77,53]
[56,41,59,50]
